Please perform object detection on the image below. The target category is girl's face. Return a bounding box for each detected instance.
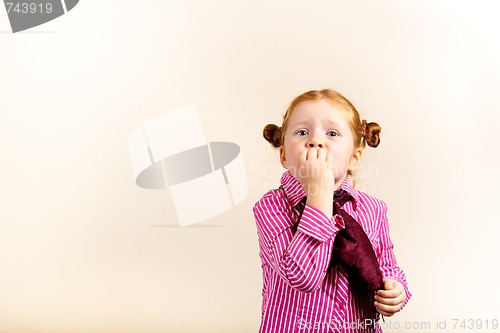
[279,99,361,189]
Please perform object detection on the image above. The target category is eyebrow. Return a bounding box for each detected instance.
[290,120,343,129]
[289,120,310,128]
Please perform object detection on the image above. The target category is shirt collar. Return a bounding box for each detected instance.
[280,170,359,210]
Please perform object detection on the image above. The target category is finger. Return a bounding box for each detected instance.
[299,150,307,163]
[375,306,394,317]
[316,148,327,161]
[306,148,318,160]
[374,300,402,317]
[379,280,405,298]
[325,151,334,165]
[375,306,395,317]
[384,279,397,290]
[374,293,405,306]
[376,288,400,299]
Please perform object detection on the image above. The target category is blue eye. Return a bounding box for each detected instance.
[296,130,309,136]
[327,131,339,137]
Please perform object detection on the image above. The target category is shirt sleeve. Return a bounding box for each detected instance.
[253,192,345,293]
[376,201,412,308]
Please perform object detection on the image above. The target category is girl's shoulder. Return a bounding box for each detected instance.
[253,188,288,210]
[349,189,390,235]
[255,187,285,201]
[350,187,388,214]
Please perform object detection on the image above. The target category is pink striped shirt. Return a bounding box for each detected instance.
[253,171,411,333]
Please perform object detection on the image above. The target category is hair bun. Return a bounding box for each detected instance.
[263,124,282,148]
[362,120,381,148]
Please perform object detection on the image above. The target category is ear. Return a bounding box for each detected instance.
[348,148,362,172]
[279,146,287,168]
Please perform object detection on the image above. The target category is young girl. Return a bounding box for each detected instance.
[253,89,410,333]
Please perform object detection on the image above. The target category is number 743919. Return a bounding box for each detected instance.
[5,2,53,14]
[452,318,498,330]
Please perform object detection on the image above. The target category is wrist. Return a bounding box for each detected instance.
[306,194,333,217]
[302,181,334,197]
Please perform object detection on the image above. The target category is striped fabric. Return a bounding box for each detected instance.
[253,171,411,333]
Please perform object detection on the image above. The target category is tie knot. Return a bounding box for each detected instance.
[334,189,351,208]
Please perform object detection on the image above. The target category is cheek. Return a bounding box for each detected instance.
[332,150,351,167]
[286,145,300,156]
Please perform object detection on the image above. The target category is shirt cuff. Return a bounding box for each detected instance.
[297,204,345,242]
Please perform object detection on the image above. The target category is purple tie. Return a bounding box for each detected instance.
[329,189,384,332]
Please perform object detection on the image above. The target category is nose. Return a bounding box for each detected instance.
[306,136,324,148]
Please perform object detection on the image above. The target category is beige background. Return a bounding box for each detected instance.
[1,1,499,332]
